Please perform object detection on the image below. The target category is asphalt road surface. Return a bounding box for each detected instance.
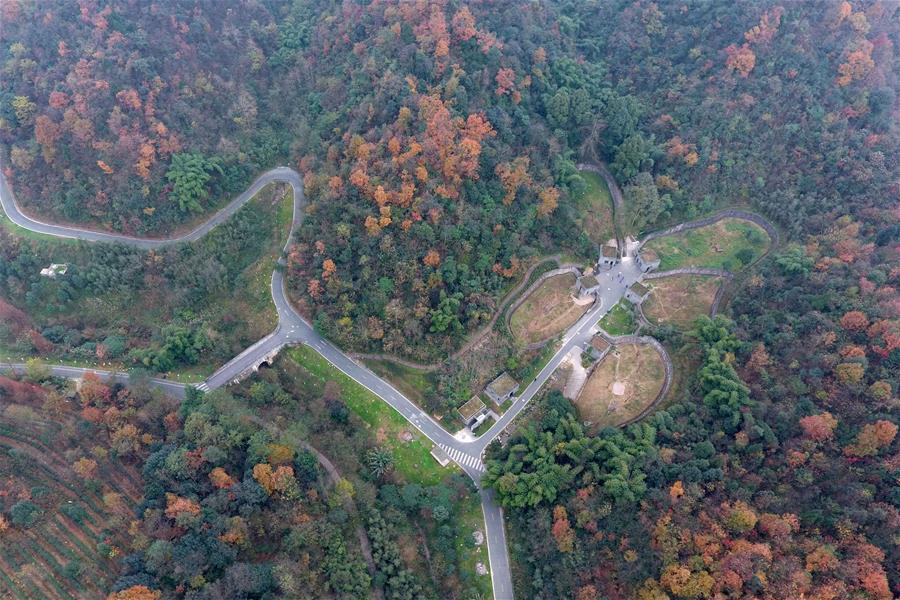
[0,362,189,399]
[0,167,302,249]
[0,164,647,600]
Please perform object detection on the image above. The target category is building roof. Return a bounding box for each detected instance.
[630,282,650,296]
[601,244,619,258]
[458,396,486,421]
[590,336,610,352]
[486,372,519,398]
[580,275,599,289]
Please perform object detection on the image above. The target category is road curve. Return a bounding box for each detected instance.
[1,164,514,596]
[2,161,674,600]
[0,167,301,249]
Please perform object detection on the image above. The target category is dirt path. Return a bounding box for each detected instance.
[298,441,383,600]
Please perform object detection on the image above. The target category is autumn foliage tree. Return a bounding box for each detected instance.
[799,412,838,442]
[724,43,756,77]
[844,420,898,457]
[107,586,161,600]
[72,457,98,480]
[551,506,575,553]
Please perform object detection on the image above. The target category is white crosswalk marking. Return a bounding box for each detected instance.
[440,444,485,472]
[195,382,210,392]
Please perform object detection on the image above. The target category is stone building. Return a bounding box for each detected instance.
[636,247,660,273]
[485,372,518,407]
[458,395,489,428]
[599,240,620,268]
[625,282,651,304]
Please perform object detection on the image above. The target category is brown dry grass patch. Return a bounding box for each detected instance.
[642,275,722,329]
[575,343,665,428]
[510,273,590,345]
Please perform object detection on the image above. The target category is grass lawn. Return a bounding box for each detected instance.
[363,359,439,416]
[642,275,722,329]
[643,217,770,272]
[509,273,591,345]
[572,169,615,244]
[455,492,494,600]
[472,416,495,437]
[287,345,446,485]
[0,211,79,245]
[575,342,665,429]
[598,300,636,336]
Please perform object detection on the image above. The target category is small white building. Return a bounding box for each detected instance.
[40,263,68,278]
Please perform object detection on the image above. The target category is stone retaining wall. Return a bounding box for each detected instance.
[504,265,584,350]
[592,332,674,427]
[641,209,779,248]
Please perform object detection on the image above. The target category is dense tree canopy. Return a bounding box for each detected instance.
[0,1,897,598]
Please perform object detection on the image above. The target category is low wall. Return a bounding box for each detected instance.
[641,209,779,248]
[504,265,584,350]
[590,333,674,427]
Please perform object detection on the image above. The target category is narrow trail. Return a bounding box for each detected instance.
[296,441,383,600]
[644,267,733,280]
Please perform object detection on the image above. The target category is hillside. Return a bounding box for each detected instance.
[0,1,898,599]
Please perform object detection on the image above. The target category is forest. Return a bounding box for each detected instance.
[477,2,899,598]
[0,0,898,599]
[0,355,489,599]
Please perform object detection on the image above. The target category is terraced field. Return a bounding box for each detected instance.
[0,411,143,599]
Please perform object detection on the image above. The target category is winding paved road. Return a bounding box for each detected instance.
[0,164,652,600]
[1,167,302,249]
